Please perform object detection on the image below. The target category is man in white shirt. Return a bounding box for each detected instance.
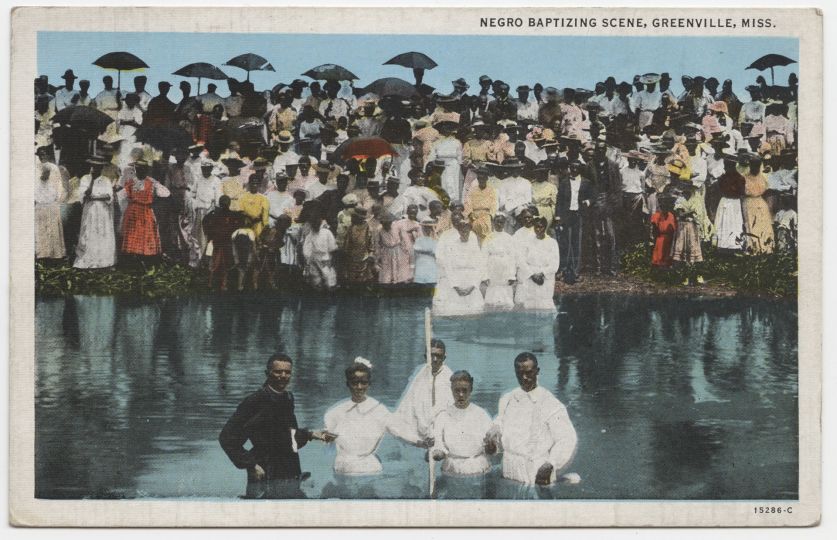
[515,85,540,124]
[133,76,153,113]
[197,83,224,114]
[94,75,121,119]
[488,352,578,486]
[272,131,301,178]
[54,69,80,111]
[393,339,455,442]
[631,73,663,130]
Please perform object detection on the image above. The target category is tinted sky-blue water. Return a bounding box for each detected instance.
[38,32,798,98]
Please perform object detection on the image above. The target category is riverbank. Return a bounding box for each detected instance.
[36,244,797,299]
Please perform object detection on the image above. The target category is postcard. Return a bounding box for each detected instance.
[9,5,822,527]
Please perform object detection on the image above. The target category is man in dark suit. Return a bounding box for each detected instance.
[555,160,594,284]
[219,353,335,498]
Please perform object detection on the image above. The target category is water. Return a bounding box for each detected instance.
[34,293,798,500]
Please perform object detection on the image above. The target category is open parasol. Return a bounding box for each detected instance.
[92,51,149,91]
[302,64,358,82]
[360,77,419,99]
[384,51,438,88]
[52,105,114,134]
[224,53,275,82]
[746,53,797,85]
[336,136,396,161]
[172,62,229,94]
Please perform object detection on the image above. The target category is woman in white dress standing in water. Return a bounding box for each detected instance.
[74,159,118,269]
[430,370,496,498]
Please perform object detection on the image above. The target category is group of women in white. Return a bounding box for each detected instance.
[319,344,578,487]
[432,211,561,317]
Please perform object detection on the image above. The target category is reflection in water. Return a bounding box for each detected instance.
[35,293,797,500]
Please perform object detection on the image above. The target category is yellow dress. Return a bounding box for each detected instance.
[531,181,558,228]
[238,192,270,238]
[464,185,498,242]
[221,178,246,211]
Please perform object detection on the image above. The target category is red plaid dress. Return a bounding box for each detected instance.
[121,178,161,255]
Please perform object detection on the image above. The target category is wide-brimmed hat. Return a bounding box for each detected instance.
[451,78,470,90]
[709,101,729,114]
[516,85,531,92]
[61,69,77,81]
[276,130,294,144]
[379,212,396,223]
[252,157,269,169]
[188,143,205,152]
[433,120,459,132]
[497,158,524,169]
[222,158,245,170]
[478,75,492,84]
[341,193,359,206]
[660,72,672,82]
[86,155,108,166]
[640,73,661,84]
[351,206,368,218]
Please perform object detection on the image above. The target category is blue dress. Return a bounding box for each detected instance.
[413,235,438,284]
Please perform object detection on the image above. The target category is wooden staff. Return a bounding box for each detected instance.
[424,307,435,498]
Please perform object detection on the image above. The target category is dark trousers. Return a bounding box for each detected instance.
[558,211,583,282]
[593,212,618,275]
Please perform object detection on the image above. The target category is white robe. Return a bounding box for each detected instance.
[482,231,517,311]
[433,231,486,317]
[432,403,493,476]
[492,386,577,485]
[73,176,117,269]
[515,235,560,313]
[393,364,454,441]
[428,137,463,203]
[324,397,393,475]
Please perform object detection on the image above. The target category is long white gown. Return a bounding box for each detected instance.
[492,386,578,485]
[73,176,117,268]
[324,397,393,475]
[514,234,560,313]
[428,137,464,203]
[482,231,517,310]
[393,364,455,441]
[433,230,486,317]
[432,403,493,476]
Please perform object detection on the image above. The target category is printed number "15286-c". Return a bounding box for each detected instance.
[754,506,793,514]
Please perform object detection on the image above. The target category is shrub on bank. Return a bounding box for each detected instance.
[35,262,204,298]
[621,242,798,298]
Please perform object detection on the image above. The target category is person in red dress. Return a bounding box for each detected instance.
[121,160,171,263]
[649,194,677,268]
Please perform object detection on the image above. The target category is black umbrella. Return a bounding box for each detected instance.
[134,126,194,154]
[302,64,358,81]
[384,51,438,87]
[172,62,229,94]
[360,77,419,99]
[52,105,114,134]
[746,54,797,85]
[92,51,149,91]
[224,53,275,82]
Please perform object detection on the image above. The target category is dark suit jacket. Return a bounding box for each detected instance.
[556,176,595,221]
[219,386,310,480]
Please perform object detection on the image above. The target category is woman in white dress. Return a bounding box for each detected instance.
[482,214,517,311]
[427,121,464,203]
[322,359,395,476]
[514,216,560,313]
[431,370,495,477]
[432,220,486,317]
[74,161,118,269]
[34,159,66,260]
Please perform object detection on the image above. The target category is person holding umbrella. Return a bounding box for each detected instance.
[319,80,351,122]
[126,76,150,112]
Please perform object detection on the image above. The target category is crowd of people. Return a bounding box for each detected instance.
[219,341,578,498]
[35,60,799,306]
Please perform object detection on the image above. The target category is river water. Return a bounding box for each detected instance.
[35,293,798,500]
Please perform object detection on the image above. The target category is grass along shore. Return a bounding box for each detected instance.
[36,244,796,300]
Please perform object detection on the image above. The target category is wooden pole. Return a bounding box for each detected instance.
[424,307,435,498]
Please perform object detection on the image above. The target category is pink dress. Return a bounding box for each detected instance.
[375,224,414,284]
